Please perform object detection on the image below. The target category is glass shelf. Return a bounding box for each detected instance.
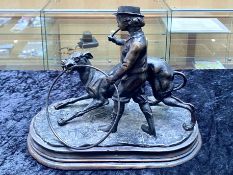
[0,0,49,70]
[1,0,232,70]
[42,0,169,70]
[44,0,166,10]
[164,0,233,69]
[165,0,233,11]
[0,0,48,11]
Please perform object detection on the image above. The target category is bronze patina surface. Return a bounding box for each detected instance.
[28,99,201,169]
[28,6,201,169]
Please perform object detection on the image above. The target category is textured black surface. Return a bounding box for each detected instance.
[33,98,193,147]
[0,70,233,175]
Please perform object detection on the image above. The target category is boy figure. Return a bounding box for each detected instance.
[101,6,156,137]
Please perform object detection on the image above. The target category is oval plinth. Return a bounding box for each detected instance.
[28,98,202,169]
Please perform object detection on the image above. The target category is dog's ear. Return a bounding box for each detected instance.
[82,52,93,59]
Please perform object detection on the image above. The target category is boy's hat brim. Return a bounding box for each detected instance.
[113,6,144,17]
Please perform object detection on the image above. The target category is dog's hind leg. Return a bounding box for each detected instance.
[54,94,91,110]
[148,98,161,106]
[171,96,195,112]
[162,96,196,131]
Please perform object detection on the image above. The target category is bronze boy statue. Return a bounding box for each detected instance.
[100,6,156,137]
[54,6,195,137]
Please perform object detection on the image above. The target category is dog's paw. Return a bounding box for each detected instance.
[57,117,67,126]
[54,103,66,110]
[182,122,195,131]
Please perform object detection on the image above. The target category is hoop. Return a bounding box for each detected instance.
[46,65,120,150]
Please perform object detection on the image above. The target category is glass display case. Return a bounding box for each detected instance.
[42,0,169,70]
[0,0,50,70]
[164,0,233,69]
[1,0,233,70]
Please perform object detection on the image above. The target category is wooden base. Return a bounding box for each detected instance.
[27,119,202,170]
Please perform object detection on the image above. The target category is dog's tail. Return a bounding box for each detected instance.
[173,71,187,91]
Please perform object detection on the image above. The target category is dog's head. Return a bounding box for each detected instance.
[61,51,93,70]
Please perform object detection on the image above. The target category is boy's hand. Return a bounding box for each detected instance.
[106,75,115,85]
[108,35,116,43]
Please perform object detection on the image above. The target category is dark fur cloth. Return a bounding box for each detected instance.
[0,70,232,175]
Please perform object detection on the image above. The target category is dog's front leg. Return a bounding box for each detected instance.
[57,99,105,126]
[54,94,91,110]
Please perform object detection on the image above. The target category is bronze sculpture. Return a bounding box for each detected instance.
[55,6,195,134]
[27,6,201,169]
[101,6,156,136]
[78,31,99,49]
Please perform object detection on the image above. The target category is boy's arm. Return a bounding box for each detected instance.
[106,41,143,84]
[108,35,125,46]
